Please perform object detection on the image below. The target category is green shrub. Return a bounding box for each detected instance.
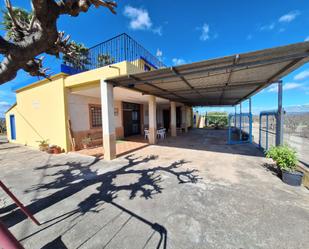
[207,112,228,128]
[266,145,298,172]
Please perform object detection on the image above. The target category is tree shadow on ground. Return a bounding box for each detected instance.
[262,163,280,177]
[3,154,201,248]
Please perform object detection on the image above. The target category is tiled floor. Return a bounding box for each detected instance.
[76,136,149,159]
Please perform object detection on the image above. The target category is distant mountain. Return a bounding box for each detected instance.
[284,104,309,113]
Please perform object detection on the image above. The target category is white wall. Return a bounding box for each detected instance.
[68,93,122,132]
[142,103,166,127]
[68,94,100,132]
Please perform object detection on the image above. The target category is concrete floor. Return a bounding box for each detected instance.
[0,129,308,249]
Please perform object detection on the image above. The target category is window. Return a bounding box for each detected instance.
[89,105,102,128]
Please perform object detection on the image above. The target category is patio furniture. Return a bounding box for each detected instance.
[157,128,166,139]
[144,129,149,139]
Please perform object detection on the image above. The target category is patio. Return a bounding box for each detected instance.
[76,136,149,159]
[1,129,308,249]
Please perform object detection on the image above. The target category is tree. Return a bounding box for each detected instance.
[97,53,115,67]
[63,41,90,70]
[0,0,117,84]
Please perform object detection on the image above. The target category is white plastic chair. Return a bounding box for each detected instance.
[157,128,166,139]
[144,129,149,140]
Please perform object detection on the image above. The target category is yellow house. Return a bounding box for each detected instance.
[8,34,306,160]
[5,34,192,159]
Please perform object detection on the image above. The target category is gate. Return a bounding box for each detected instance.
[259,111,278,151]
[228,113,252,144]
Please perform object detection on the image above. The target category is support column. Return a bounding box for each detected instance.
[234,105,237,128]
[276,80,284,146]
[239,102,242,140]
[181,105,188,132]
[170,101,177,136]
[101,79,116,160]
[249,98,253,143]
[148,95,157,144]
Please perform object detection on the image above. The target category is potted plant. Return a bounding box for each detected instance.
[37,139,49,151]
[81,136,92,149]
[266,145,303,186]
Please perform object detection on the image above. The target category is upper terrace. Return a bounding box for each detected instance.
[62,33,165,74]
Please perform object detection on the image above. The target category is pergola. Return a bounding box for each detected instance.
[101,41,309,160]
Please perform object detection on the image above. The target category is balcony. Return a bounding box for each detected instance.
[61,33,165,74]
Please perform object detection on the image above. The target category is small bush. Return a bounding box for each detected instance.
[207,112,228,128]
[266,145,298,172]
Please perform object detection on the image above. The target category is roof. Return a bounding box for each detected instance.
[15,73,68,93]
[5,103,17,114]
[106,41,309,106]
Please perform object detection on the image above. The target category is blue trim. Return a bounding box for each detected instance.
[60,64,86,75]
[10,114,16,140]
[228,112,252,145]
[259,110,278,151]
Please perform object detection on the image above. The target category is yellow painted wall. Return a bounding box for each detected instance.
[5,60,167,152]
[6,74,69,151]
[65,61,129,88]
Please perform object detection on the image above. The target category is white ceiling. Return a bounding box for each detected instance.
[71,86,171,105]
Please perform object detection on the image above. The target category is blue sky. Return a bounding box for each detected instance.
[1,0,309,116]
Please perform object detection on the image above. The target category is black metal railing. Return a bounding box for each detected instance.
[63,33,165,72]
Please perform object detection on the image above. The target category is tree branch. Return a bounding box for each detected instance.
[5,0,19,28]
[0,36,13,54]
[0,0,117,85]
[57,0,117,16]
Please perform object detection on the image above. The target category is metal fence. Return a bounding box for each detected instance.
[283,111,309,167]
[63,33,165,71]
[259,111,277,151]
[228,113,252,144]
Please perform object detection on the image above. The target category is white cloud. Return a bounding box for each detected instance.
[284,83,303,90]
[246,34,253,40]
[172,58,186,66]
[294,70,309,81]
[123,6,162,35]
[156,49,163,57]
[0,101,10,106]
[279,28,285,33]
[305,36,309,42]
[268,82,303,92]
[0,101,11,118]
[200,23,210,41]
[123,6,152,30]
[278,10,300,23]
[152,26,162,36]
[259,23,275,31]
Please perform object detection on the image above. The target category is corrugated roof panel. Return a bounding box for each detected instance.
[107,41,309,106]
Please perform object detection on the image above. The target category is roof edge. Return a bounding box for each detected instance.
[15,73,68,93]
[5,102,17,114]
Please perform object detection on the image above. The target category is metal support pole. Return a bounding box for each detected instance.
[0,181,40,226]
[239,102,242,141]
[259,113,262,148]
[276,80,284,146]
[249,98,253,143]
[0,221,25,249]
[266,114,269,150]
[234,106,237,129]
[228,115,231,144]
